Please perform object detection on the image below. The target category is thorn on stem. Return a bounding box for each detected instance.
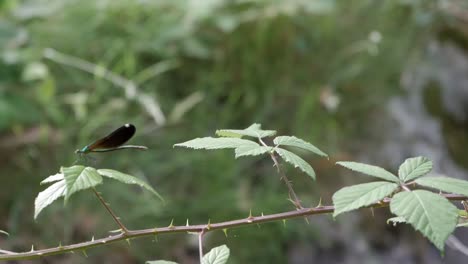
[168,219,175,229]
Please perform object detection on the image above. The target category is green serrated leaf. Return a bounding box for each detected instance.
[34,179,67,219]
[415,176,468,197]
[333,181,398,217]
[214,131,243,138]
[275,148,315,179]
[174,137,257,150]
[98,169,164,202]
[336,161,399,182]
[387,216,406,226]
[398,156,433,182]
[40,173,64,185]
[273,136,328,157]
[390,190,458,252]
[202,245,230,264]
[146,261,179,264]
[216,123,276,138]
[63,166,102,200]
[235,145,272,158]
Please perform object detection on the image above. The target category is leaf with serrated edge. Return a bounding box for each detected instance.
[333,181,398,217]
[216,123,276,138]
[398,156,433,182]
[174,137,257,150]
[202,245,230,264]
[98,169,164,202]
[63,166,102,200]
[390,190,458,251]
[235,145,272,158]
[415,176,468,196]
[387,216,406,226]
[146,261,178,264]
[34,179,67,219]
[273,136,328,157]
[336,161,399,182]
[40,173,64,185]
[275,148,315,179]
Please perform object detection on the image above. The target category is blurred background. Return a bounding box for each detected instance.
[1,0,468,263]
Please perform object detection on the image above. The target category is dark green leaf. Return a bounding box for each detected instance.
[415,176,468,197]
[34,179,67,219]
[336,161,399,182]
[333,181,398,217]
[63,166,102,200]
[174,137,257,150]
[98,169,164,202]
[273,136,328,157]
[216,123,276,138]
[202,245,230,264]
[398,156,432,182]
[275,148,315,179]
[390,190,458,252]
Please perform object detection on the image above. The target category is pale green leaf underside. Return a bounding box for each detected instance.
[40,172,64,185]
[216,123,276,138]
[387,216,406,226]
[146,261,179,264]
[333,181,398,217]
[174,137,257,150]
[336,161,399,182]
[98,169,164,202]
[390,190,458,251]
[415,176,468,197]
[63,166,103,200]
[34,179,67,219]
[202,245,230,264]
[273,136,328,157]
[235,145,272,158]
[275,148,315,179]
[398,156,433,182]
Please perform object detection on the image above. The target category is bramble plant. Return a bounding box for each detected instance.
[0,124,468,263]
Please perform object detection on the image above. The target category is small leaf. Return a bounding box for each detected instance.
[0,230,9,236]
[40,173,64,185]
[387,216,406,226]
[273,136,328,157]
[174,137,257,150]
[34,179,67,219]
[98,169,164,202]
[216,123,276,138]
[333,181,398,217]
[235,145,272,158]
[415,176,468,197]
[398,156,433,182]
[336,161,399,182]
[275,148,315,179]
[202,245,230,264]
[146,261,179,264]
[390,190,458,252]
[63,166,103,200]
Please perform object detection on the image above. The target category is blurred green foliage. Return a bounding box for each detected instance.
[0,0,445,263]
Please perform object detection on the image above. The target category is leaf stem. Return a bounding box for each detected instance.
[259,137,303,209]
[92,188,129,234]
[0,193,465,261]
[199,229,205,262]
